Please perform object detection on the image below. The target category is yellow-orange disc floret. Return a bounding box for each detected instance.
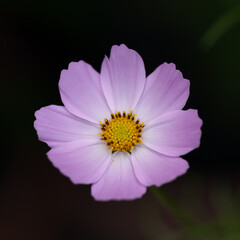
[98,110,146,152]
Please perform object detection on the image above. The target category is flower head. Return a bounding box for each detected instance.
[34,44,202,201]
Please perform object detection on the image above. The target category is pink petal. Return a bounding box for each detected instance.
[91,152,146,201]
[132,145,189,187]
[134,63,190,122]
[59,61,111,123]
[47,140,111,184]
[100,44,146,113]
[142,109,203,156]
[34,105,99,148]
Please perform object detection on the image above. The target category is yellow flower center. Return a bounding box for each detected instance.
[98,110,146,153]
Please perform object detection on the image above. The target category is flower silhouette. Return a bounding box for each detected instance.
[34,44,202,201]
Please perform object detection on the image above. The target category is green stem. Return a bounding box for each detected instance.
[150,186,197,229]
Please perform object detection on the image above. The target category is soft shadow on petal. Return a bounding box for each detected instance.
[142,109,203,156]
[34,105,99,148]
[59,61,111,123]
[100,44,146,113]
[132,145,189,187]
[134,63,190,122]
[91,151,146,201]
[47,140,111,184]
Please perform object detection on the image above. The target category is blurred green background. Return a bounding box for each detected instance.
[1,0,240,239]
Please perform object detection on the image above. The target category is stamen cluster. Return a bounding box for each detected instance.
[98,110,146,152]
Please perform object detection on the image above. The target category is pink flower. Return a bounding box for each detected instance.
[34,44,202,201]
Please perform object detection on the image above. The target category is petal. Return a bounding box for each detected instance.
[59,61,111,123]
[134,63,190,122]
[142,109,203,156]
[47,140,111,184]
[34,105,99,148]
[91,152,146,201]
[131,145,189,187]
[100,44,146,113]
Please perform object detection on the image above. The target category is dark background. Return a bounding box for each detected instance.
[1,0,240,239]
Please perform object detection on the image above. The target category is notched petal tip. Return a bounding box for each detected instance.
[59,60,90,83]
[187,109,203,129]
[110,43,128,52]
[109,44,144,61]
[90,187,147,202]
[191,109,203,149]
[67,60,87,70]
[162,62,176,68]
[158,62,190,84]
[34,106,44,119]
[195,110,203,127]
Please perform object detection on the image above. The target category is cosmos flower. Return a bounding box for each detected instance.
[34,44,202,201]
